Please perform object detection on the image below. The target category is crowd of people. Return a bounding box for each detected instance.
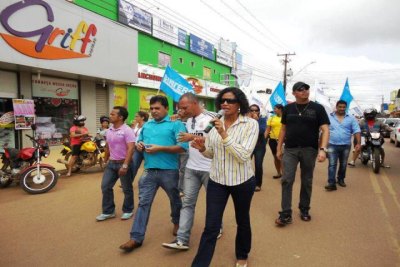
[63,82,391,267]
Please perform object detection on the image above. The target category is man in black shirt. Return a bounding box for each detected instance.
[275,81,330,226]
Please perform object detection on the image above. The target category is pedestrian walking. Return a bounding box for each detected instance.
[162,93,221,251]
[191,87,258,267]
[96,106,135,221]
[130,111,149,180]
[119,95,188,252]
[248,104,267,192]
[275,81,330,226]
[325,100,361,191]
[264,104,284,179]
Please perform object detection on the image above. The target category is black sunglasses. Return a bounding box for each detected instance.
[250,109,259,112]
[295,87,310,92]
[221,98,239,104]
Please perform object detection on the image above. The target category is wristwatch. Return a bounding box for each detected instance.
[319,147,328,153]
[122,164,128,169]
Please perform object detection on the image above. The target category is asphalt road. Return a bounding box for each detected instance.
[1,141,399,267]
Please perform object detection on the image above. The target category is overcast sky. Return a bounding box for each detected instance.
[142,0,400,109]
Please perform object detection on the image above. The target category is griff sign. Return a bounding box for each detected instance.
[0,0,97,59]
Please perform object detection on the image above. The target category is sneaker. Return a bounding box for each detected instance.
[162,240,189,250]
[348,161,355,167]
[300,210,311,222]
[121,212,133,220]
[324,184,337,191]
[381,164,390,168]
[217,228,223,239]
[337,180,346,187]
[275,213,292,226]
[96,213,116,221]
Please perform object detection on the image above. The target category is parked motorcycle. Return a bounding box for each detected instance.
[360,130,384,174]
[0,133,58,194]
[57,135,106,172]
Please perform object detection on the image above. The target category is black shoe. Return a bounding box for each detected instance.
[300,210,311,221]
[275,212,292,226]
[337,180,346,187]
[324,184,337,191]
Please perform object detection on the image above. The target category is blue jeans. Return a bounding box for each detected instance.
[252,144,266,187]
[327,144,351,185]
[281,147,317,216]
[177,168,209,244]
[131,151,144,180]
[101,161,134,214]
[192,177,255,267]
[130,169,181,243]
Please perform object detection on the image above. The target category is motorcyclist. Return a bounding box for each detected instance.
[348,108,391,168]
[97,116,110,138]
[66,115,89,176]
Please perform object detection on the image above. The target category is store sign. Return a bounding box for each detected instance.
[189,34,214,60]
[216,51,232,67]
[32,75,78,99]
[152,17,186,49]
[0,0,138,83]
[118,0,152,34]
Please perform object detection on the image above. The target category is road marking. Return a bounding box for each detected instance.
[369,171,400,259]
[381,170,400,212]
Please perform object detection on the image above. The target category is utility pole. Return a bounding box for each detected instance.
[277,52,296,92]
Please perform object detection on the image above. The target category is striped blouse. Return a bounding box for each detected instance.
[202,114,259,186]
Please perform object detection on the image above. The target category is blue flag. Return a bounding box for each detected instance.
[339,78,353,112]
[269,81,287,108]
[160,65,194,102]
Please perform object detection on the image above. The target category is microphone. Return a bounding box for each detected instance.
[204,110,225,133]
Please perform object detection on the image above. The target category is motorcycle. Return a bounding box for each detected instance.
[0,133,58,194]
[360,130,384,174]
[57,135,106,173]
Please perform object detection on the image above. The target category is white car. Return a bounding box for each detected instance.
[389,121,400,147]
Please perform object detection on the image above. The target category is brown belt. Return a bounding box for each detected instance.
[108,159,125,163]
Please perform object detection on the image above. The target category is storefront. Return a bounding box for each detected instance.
[0,0,138,148]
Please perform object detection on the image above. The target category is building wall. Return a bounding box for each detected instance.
[80,80,97,134]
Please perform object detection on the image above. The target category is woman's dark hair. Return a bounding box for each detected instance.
[249,104,260,111]
[274,104,284,110]
[215,87,249,115]
[137,111,149,122]
[113,106,128,121]
[150,95,169,108]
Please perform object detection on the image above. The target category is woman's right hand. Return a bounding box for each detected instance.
[191,137,206,152]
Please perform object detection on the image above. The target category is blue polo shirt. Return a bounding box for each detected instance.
[138,115,188,170]
[328,113,361,145]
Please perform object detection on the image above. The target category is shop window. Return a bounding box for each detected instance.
[32,75,79,146]
[158,52,171,68]
[203,66,211,80]
[0,99,16,152]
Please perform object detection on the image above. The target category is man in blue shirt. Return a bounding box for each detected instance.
[325,100,361,191]
[119,95,188,252]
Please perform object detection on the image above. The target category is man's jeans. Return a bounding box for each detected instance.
[252,144,266,187]
[177,168,209,244]
[131,151,144,180]
[281,147,317,216]
[327,144,351,185]
[192,177,255,267]
[101,161,134,214]
[130,169,181,243]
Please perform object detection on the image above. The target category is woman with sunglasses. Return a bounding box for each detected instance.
[248,104,267,192]
[191,87,259,267]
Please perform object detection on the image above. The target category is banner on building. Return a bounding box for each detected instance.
[152,16,186,49]
[12,99,35,130]
[118,0,152,34]
[160,66,194,102]
[189,34,214,60]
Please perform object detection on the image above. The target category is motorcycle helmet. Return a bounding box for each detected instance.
[100,115,110,124]
[363,108,377,120]
[73,115,86,126]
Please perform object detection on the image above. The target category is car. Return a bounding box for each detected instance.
[382,118,400,137]
[389,121,400,147]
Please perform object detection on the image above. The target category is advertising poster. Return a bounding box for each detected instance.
[113,87,127,107]
[12,99,35,130]
[139,90,165,113]
[189,34,214,60]
[118,0,152,34]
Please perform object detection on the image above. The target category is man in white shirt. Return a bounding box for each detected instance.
[162,93,220,250]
